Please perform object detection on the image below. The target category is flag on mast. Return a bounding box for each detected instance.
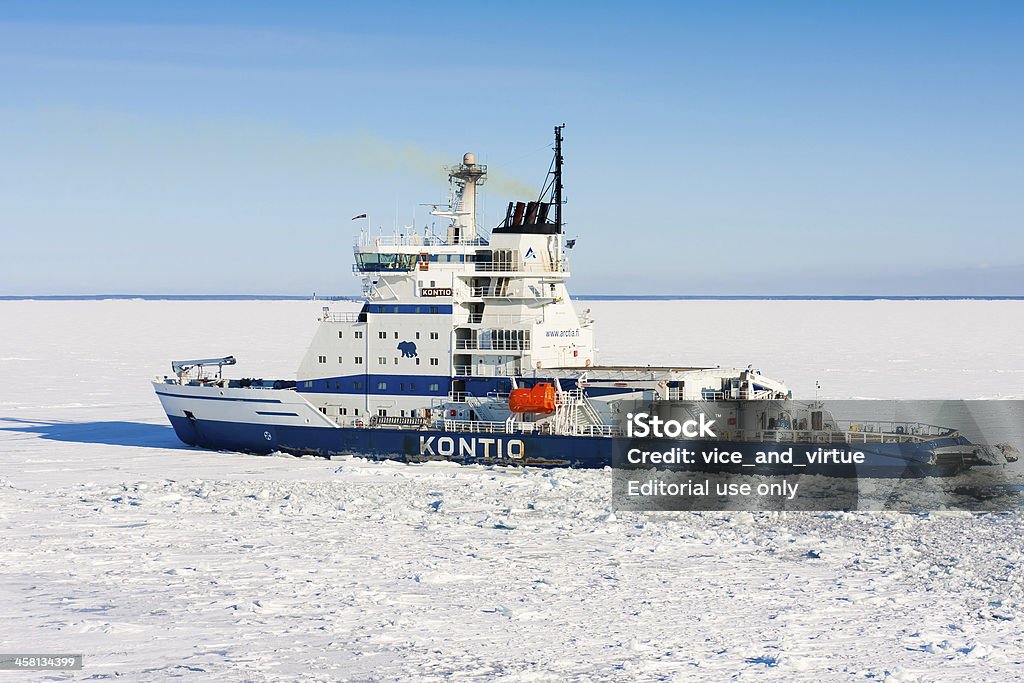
[351,213,367,220]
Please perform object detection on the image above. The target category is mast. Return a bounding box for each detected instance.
[492,125,564,235]
[554,124,564,234]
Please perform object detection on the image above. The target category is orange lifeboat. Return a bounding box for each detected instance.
[508,383,557,413]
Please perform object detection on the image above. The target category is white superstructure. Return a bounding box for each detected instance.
[290,127,785,429]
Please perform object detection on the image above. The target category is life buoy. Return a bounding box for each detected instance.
[354,419,364,428]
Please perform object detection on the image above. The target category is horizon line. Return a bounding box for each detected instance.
[3,294,1024,302]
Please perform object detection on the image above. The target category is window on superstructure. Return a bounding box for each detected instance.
[338,331,343,338]
[415,358,421,365]
[340,407,348,416]
[353,381,362,390]
[354,356,363,364]
[355,331,363,339]
[378,408,387,417]
[394,358,399,365]
[430,306,438,314]
[338,357,343,364]
[378,332,386,339]
[394,331,398,339]
[377,382,387,391]
[354,408,359,415]
[415,332,420,339]
[317,355,326,363]
[430,332,439,340]
[378,357,386,365]
[430,358,439,366]
[429,383,439,392]
[304,381,313,388]
[319,407,327,414]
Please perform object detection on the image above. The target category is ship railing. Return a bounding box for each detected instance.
[454,340,532,351]
[573,424,623,437]
[454,365,525,377]
[743,389,775,400]
[835,420,955,438]
[474,260,568,273]
[444,419,514,434]
[464,286,553,300]
[699,389,781,401]
[441,419,621,437]
[356,234,439,248]
[321,312,362,323]
[754,429,936,444]
[356,233,490,248]
[463,314,542,325]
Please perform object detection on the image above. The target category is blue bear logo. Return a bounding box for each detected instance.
[397,341,417,358]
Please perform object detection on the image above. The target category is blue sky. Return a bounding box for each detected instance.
[1,1,1021,295]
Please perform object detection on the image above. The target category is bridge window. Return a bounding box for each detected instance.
[354,252,416,272]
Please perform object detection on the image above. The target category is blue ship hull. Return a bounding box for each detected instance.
[167,415,971,477]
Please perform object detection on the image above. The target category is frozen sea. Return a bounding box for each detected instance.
[1,299,1023,681]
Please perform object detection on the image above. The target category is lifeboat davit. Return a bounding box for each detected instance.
[508,383,556,413]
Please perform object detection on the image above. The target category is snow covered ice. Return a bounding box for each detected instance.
[1,299,1023,681]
